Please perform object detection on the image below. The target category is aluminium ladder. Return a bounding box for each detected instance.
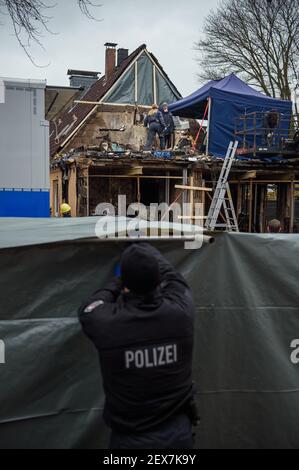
[205,141,239,232]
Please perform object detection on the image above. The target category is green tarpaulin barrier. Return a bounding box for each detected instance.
[0,219,299,448]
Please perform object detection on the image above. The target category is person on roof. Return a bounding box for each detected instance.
[160,102,175,150]
[264,109,280,147]
[144,104,166,151]
[61,203,72,218]
[78,243,198,449]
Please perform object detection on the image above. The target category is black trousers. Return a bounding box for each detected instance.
[160,132,173,150]
[109,414,194,450]
[145,123,162,150]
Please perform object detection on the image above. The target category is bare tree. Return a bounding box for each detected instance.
[195,0,299,100]
[0,0,101,65]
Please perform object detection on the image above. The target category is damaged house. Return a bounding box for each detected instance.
[50,45,299,232]
[50,43,190,217]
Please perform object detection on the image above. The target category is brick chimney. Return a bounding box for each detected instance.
[104,43,117,80]
[117,48,129,67]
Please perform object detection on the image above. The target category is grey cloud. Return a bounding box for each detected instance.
[0,0,220,96]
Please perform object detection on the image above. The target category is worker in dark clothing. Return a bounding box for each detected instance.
[263,109,280,147]
[144,104,166,151]
[160,102,175,150]
[78,243,196,449]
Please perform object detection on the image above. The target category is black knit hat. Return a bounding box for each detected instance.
[120,244,161,294]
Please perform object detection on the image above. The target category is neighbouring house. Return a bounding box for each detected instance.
[0,78,50,217]
[49,43,187,217]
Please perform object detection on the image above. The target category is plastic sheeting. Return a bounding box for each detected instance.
[137,53,154,106]
[105,65,135,105]
[104,51,181,106]
[1,229,299,449]
[169,74,292,157]
[156,69,180,106]
[0,217,201,249]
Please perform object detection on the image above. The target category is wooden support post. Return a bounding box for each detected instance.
[253,183,258,231]
[202,179,206,220]
[290,181,295,233]
[189,176,194,223]
[237,183,242,218]
[248,180,253,233]
[86,168,90,217]
[182,168,188,206]
[206,97,212,156]
[165,171,170,206]
[277,183,288,232]
[260,185,267,233]
[109,177,112,204]
[193,169,205,223]
[153,66,157,104]
[137,176,141,204]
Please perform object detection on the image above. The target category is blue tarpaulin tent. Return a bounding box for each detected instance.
[169,74,293,157]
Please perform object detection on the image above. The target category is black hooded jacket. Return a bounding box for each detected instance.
[78,244,195,434]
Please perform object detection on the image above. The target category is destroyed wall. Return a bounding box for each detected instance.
[76,164,89,217]
[64,104,148,153]
[88,172,137,216]
[50,169,63,217]
[50,162,77,217]
[68,164,77,216]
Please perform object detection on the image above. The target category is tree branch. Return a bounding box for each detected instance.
[0,0,102,65]
[195,0,299,99]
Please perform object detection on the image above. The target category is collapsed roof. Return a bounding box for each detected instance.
[50,44,182,158]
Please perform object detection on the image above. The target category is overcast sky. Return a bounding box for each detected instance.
[0,0,220,96]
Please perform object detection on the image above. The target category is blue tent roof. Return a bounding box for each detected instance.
[169,73,289,118]
[210,74,274,97]
[169,74,293,156]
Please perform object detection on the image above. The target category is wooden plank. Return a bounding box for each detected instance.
[230,180,299,184]
[178,216,207,220]
[189,176,194,219]
[74,100,101,105]
[237,183,242,216]
[240,171,257,180]
[182,168,188,206]
[86,175,182,180]
[290,182,295,233]
[248,179,253,233]
[175,184,212,192]
[137,176,141,204]
[165,171,170,205]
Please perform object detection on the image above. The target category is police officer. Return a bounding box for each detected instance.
[160,102,175,150]
[78,243,196,449]
[144,104,166,151]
